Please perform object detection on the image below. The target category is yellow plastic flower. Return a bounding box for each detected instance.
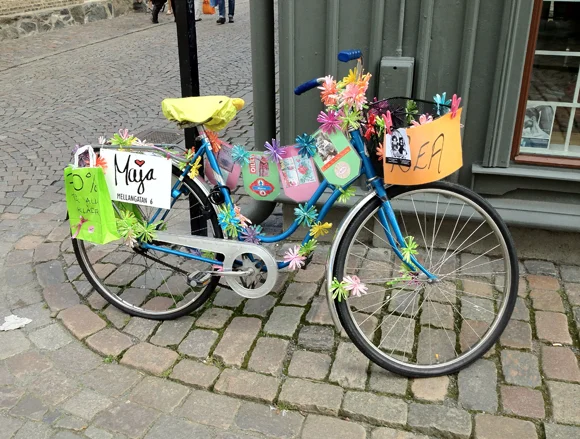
[343,68,358,85]
[188,156,203,179]
[310,222,332,238]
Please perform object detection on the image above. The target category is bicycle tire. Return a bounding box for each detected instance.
[333,181,518,377]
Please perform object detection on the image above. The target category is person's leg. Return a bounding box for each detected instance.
[166,0,172,15]
[194,0,202,21]
[228,0,235,22]
[217,0,226,24]
[151,0,164,23]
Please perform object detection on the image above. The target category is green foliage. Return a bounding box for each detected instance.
[406,100,419,125]
[115,208,164,247]
[109,133,137,148]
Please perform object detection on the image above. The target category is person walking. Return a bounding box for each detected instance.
[216,0,234,24]
[151,0,175,23]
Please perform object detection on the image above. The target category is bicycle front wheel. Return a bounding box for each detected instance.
[333,181,518,377]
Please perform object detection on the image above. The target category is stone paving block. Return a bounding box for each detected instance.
[548,381,580,424]
[36,260,66,287]
[458,359,498,412]
[213,288,244,308]
[535,311,572,344]
[541,345,580,382]
[5,351,52,381]
[195,307,233,329]
[34,242,60,263]
[87,292,108,310]
[462,278,494,298]
[214,369,279,404]
[80,364,143,398]
[6,249,34,266]
[501,350,541,388]
[121,343,178,375]
[306,296,334,325]
[500,385,545,419]
[248,337,289,376]
[0,387,25,410]
[85,426,114,439]
[264,306,303,337]
[565,282,580,306]
[54,414,89,431]
[94,402,160,439]
[48,342,101,377]
[329,342,369,390]
[278,378,343,416]
[294,264,325,283]
[10,302,52,333]
[0,414,24,439]
[288,350,331,381]
[243,295,276,317]
[544,423,580,439]
[369,363,408,396]
[150,316,194,347]
[129,376,189,413]
[58,304,106,339]
[411,376,449,401]
[30,370,81,406]
[60,389,113,420]
[371,428,429,439]
[499,319,532,349]
[15,235,44,250]
[281,282,318,306]
[124,317,159,341]
[408,403,472,438]
[178,329,218,359]
[144,414,215,439]
[103,305,130,329]
[9,394,48,421]
[530,290,565,312]
[13,420,53,439]
[213,317,261,367]
[524,261,557,276]
[343,391,407,426]
[176,389,241,429]
[29,323,73,350]
[527,274,559,293]
[234,401,305,439]
[560,265,580,283]
[0,330,30,360]
[170,359,220,389]
[511,297,530,321]
[475,414,537,439]
[302,414,366,439]
[86,328,134,357]
[297,325,335,351]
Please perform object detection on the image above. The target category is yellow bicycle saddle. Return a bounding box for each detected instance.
[161,96,245,132]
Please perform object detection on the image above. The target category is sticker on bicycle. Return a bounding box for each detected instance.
[385,129,411,167]
[100,149,172,210]
[242,152,281,201]
[312,129,361,186]
[204,144,241,190]
[278,146,320,202]
[384,110,463,186]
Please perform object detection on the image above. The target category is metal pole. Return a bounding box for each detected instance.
[174,0,200,150]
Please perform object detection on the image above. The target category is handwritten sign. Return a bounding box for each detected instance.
[312,129,361,186]
[383,109,463,185]
[242,152,281,201]
[100,150,172,210]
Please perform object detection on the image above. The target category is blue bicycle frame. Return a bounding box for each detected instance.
[140,130,436,280]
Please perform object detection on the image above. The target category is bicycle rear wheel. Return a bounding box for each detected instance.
[333,181,518,377]
[72,166,223,320]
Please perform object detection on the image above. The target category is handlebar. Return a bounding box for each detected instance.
[294,78,322,96]
[338,49,362,62]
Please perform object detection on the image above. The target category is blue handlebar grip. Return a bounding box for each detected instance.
[294,78,320,96]
[338,50,362,62]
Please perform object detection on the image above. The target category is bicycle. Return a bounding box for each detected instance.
[71,49,518,377]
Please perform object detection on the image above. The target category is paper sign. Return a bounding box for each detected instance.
[312,130,362,186]
[385,129,411,167]
[100,150,173,209]
[383,109,463,186]
[242,152,281,201]
[278,146,320,202]
[204,144,241,190]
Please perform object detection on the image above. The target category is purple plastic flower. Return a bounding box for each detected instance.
[264,138,285,163]
[241,224,263,244]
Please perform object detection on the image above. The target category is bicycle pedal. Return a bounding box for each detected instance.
[187,271,212,288]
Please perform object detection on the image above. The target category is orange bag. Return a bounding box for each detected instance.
[203,0,215,14]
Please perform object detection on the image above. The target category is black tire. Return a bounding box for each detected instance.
[73,166,223,320]
[333,181,518,377]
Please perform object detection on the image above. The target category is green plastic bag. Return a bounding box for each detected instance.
[64,145,120,244]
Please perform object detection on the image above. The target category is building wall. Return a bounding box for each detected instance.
[0,0,81,16]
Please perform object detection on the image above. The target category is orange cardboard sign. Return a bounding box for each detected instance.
[383,109,463,185]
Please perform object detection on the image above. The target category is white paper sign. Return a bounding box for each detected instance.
[100,150,172,209]
[385,128,411,167]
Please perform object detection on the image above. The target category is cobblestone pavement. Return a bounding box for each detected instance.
[1,4,580,439]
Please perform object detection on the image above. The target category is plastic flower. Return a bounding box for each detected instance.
[95,155,107,171]
[132,138,150,146]
[71,216,88,239]
[317,110,342,134]
[188,156,203,179]
[206,130,221,152]
[411,114,434,127]
[341,83,367,111]
[310,221,332,238]
[401,235,419,264]
[284,245,306,270]
[376,142,385,161]
[338,187,356,204]
[298,239,317,257]
[109,128,136,147]
[295,133,317,158]
[98,136,106,145]
[231,144,250,165]
[241,224,263,244]
[294,204,318,227]
[434,92,452,116]
[343,68,358,85]
[264,139,285,163]
[234,205,251,228]
[343,275,368,297]
[406,99,419,124]
[383,110,394,135]
[318,75,338,106]
[363,123,375,140]
[340,108,362,131]
[217,206,241,238]
[357,73,371,94]
[331,278,348,301]
[451,94,462,119]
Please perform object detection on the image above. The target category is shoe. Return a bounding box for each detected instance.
[216,16,225,24]
[151,4,161,23]
[228,16,234,23]
[195,18,202,21]
[166,10,173,15]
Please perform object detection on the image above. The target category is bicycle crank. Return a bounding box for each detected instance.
[153,232,278,298]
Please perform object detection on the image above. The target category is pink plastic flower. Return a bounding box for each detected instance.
[118,128,130,140]
[383,111,393,135]
[451,94,462,119]
[234,205,251,228]
[343,275,368,297]
[318,75,338,106]
[317,109,342,134]
[341,83,367,111]
[71,216,88,239]
[284,245,306,270]
[411,114,434,127]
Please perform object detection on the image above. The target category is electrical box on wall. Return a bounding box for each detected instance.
[377,57,415,99]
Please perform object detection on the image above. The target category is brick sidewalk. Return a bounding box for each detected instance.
[1,2,579,438]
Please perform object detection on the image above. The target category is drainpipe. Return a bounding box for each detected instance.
[243,0,277,224]
[396,0,405,57]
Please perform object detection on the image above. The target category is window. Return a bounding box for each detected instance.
[513,0,580,165]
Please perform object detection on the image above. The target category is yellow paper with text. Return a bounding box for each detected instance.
[383,109,463,185]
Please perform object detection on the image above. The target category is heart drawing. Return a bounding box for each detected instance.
[134,159,145,167]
